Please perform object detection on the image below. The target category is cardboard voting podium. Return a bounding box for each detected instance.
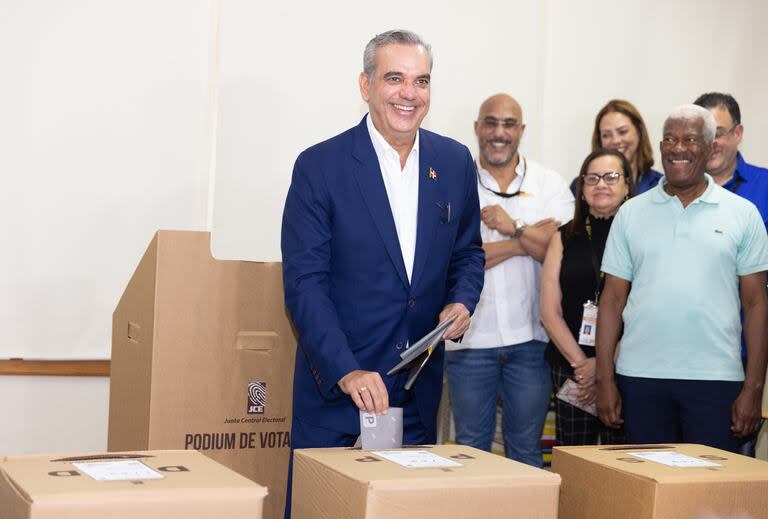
[108,230,296,519]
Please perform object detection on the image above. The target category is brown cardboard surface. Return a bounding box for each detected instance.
[553,444,768,519]
[0,450,266,519]
[108,231,296,519]
[292,445,560,519]
[557,444,768,482]
[763,367,768,419]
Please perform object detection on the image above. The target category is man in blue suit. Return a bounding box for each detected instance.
[282,29,484,457]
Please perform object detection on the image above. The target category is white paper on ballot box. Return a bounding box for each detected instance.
[372,450,463,469]
[73,460,165,481]
[627,451,721,468]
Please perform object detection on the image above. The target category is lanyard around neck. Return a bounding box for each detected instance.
[477,156,527,198]
[585,215,605,302]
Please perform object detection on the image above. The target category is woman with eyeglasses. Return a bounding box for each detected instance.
[541,148,633,446]
[570,99,661,196]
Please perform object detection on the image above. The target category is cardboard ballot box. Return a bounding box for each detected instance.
[552,444,768,519]
[0,450,266,519]
[292,445,560,519]
[108,230,296,519]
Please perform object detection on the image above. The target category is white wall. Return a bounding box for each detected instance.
[0,377,109,455]
[0,0,213,360]
[2,0,766,456]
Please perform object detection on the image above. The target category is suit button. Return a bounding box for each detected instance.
[395,341,404,350]
[407,299,416,308]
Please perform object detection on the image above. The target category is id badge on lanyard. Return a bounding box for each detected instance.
[578,300,598,346]
[580,215,602,347]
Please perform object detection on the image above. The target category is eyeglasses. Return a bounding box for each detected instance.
[715,125,738,140]
[661,136,704,149]
[479,117,521,131]
[581,171,625,186]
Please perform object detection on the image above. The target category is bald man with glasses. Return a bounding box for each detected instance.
[444,94,573,467]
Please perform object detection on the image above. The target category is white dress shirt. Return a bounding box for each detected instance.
[366,114,420,282]
[447,155,574,350]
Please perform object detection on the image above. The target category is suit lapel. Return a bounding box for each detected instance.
[411,129,441,289]
[351,118,410,289]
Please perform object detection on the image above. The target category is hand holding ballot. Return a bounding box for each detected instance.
[338,304,469,416]
[338,369,389,416]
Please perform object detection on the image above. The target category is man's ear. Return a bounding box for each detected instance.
[359,72,370,102]
[733,123,744,146]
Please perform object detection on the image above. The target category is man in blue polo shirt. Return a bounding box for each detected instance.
[694,92,768,229]
[595,105,768,453]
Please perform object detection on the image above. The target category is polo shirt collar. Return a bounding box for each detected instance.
[651,173,721,205]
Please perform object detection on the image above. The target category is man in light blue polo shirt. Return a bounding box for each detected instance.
[594,105,768,453]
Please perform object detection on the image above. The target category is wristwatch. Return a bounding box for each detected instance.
[513,218,526,239]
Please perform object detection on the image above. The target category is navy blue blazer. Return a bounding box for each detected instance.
[281,116,484,441]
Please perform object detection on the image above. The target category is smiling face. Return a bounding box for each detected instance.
[359,43,431,150]
[582,154,629,218]
[474,95,525,169]
[599,111,640,169]
[660,117,713,189]
[707,105,743,179]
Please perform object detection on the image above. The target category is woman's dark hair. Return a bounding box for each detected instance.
[565,148,634,239]
[592,99,655,179]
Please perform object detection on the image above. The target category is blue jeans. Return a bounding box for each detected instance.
[445,340,551,467]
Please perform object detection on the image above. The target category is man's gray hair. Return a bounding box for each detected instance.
[664,104,717,145]
[363,29,433,78]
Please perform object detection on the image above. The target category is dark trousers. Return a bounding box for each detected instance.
[284,386,428,519]
[617,374,742,453]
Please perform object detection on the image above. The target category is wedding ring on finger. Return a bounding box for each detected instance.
[357,386,369,394]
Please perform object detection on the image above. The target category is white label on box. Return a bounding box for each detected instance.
[372,450,463,469]
[72,460,165,481]
[627,451,721,468]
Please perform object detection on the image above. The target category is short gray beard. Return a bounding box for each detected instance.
[481,143,517,167]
